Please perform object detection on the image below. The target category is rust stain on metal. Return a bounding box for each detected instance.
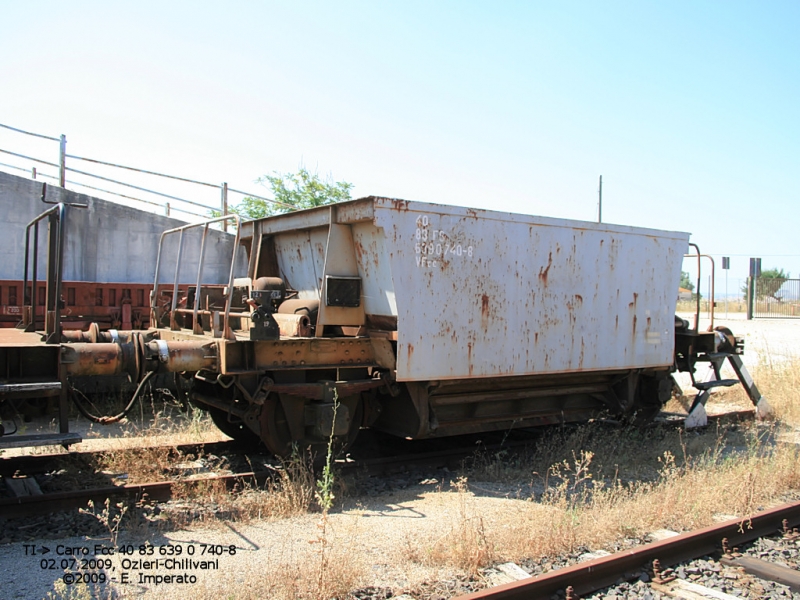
[390,199,410,211]
[538,252,553,284]
[480,294,490,329]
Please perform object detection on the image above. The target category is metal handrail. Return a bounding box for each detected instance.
[65,153,222,189]
[0,122,292,221]
[22,204,65,342]
[0,123,59,142]
[0,145,207,216]
[0,148,59,168]
[63,153,292,211]
[151,214,242,340]
[64,154,291,207]
[685,243,716,332]
[65,164,212,211]
[0,162,205,215]
[0,161,38,176]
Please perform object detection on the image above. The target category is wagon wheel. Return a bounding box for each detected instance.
[207,406,262,447]
[630,373,671,424]
[259,394,363,460]
[260,395,296,457]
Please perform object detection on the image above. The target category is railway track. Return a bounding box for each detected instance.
[0,429,535,519]
[0,439,244,477]
[0,406,776,598]
[455,500,800,600]
[0,409,757,521]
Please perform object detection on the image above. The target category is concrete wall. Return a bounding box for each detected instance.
[0,170,243,284]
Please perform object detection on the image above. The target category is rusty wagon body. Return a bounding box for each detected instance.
[153,196,689,453]
[11,196,761,454]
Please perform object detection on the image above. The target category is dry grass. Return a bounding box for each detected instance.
[218,457,318,522]
[418,418,800,574]
[74,388,223,452]
[172,523,366,600]
[402,477,493,576]
[750,358,800,426]
[93,445,187,483]
[126,396,219,439]
[115,455,321,535]
[676,300,747,314]
[251,550,364,600]
[402,356,800,575]
[177,357,800,595]
[50,355,800,599]
[530,429,798,551]
[113,358,800,594]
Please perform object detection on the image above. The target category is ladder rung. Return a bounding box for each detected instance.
[694,379,739,391]
[696,352,732,361]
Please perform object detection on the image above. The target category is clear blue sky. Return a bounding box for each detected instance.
[1,1,798,293]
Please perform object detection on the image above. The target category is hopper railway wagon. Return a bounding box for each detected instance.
[0,198,768,453]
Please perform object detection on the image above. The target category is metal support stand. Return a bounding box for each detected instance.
[686,352,772,428]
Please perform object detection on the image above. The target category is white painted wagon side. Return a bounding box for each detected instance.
[253,197,689,382]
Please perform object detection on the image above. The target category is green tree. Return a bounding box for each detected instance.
[229,168,353,220]
[745,267,789,300]
[679,271,694,292]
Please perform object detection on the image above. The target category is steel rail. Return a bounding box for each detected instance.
[0,470,276,519]
[0,440,244,477]
[0,149,212,211]
[0,410,758,521]
[455,500,800,600]
[0,434,537,519]
[64,154,295,208]
[2,409,752,480]
[9,167,217,217]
